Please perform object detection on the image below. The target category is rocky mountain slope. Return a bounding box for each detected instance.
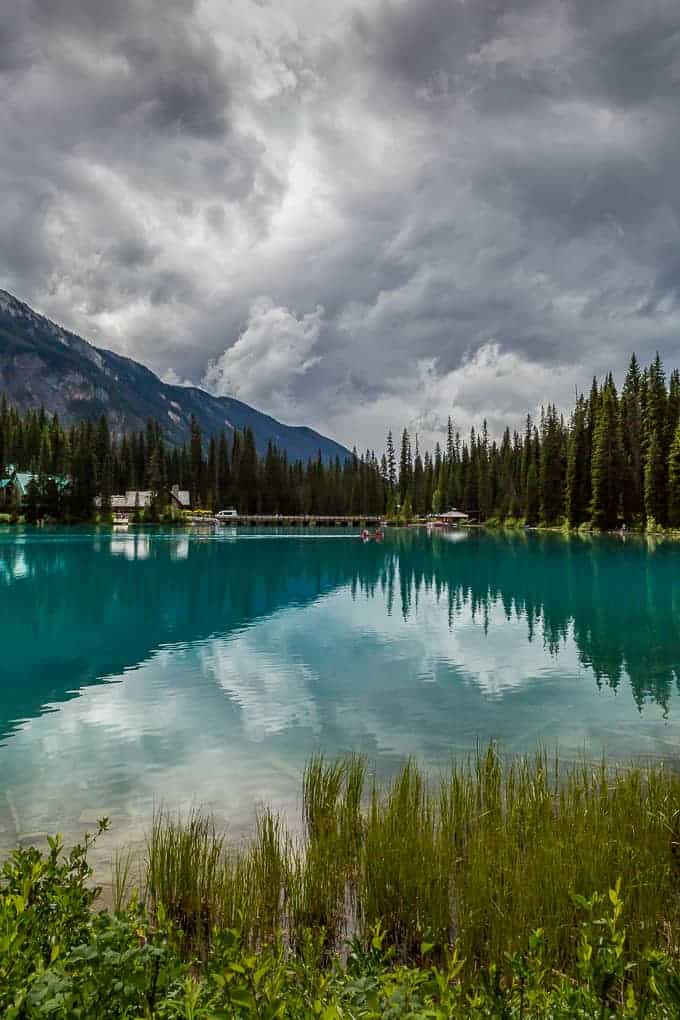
[0,289,349,462]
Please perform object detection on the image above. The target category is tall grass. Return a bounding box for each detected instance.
[111,845,135,914]
[144,748,680,979]
[146,810,226,949]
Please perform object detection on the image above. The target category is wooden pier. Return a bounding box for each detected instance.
[187,514,382,527]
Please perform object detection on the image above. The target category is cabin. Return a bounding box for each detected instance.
[433,508,470,527]
[170,485,191,510]
[0,465,70,508]
[95,485,191,513]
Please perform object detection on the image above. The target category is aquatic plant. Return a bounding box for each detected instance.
[143,748,680,983]
[6,801,680,1017]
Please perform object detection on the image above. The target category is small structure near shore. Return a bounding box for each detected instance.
[95,485,191,513]
[432,508,470,527]
[0,465,70,508]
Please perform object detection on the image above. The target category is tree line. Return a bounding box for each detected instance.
[1,350,679,527]
[0,398,387,520]
[391,352,680,529]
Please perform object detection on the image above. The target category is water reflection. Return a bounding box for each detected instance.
[1,527,680,850]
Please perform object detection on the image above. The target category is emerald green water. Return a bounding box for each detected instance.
[1,526,680,852]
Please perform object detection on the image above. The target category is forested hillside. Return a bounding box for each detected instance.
[0,289,349,463]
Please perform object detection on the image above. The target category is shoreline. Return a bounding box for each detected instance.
[6,749,680,1016]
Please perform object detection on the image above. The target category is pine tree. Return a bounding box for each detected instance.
[206,436,217,511]
[668,422,680,527]
[668,369,680,435]
[385,430,396,490]
[412,436,424,514]
[217,433,231,510]
[189,415,204,509]
[621,354,643,522]
[539,406,565,525]
[99,454,113,516]
[148,444,165,519]
[645,428,666,525]
[644,353,669,524]
[398,429,412,504]
[566,396,590,526]
[590,378,624,530]
[25,478,40,524]
[477,420,492,519]
[525,460,539,526]
[238,428,259,513]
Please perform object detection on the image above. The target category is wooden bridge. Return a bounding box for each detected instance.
[187,514,383,527]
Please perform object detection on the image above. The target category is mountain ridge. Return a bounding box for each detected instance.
[0,289,349,462]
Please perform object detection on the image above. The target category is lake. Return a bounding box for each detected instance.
[1,526,680,858]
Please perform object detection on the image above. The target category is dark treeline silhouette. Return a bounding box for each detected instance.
[0,398,387,519]
[392,352,680,528]
[2,351,680,526]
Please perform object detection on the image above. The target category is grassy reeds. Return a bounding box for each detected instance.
[111,845,135,914]
[144,748,680,979]
[147,810,226,948]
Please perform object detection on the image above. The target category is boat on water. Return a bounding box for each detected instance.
[112,513,129,528]
[361,528,384,543]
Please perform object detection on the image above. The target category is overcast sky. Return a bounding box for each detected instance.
[1,0,680,450]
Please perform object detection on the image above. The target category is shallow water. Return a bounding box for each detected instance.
[1,525,680,856]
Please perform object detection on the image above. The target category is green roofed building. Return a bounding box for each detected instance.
[0,466,70,508]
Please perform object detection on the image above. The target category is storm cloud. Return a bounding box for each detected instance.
[1,0,679,449]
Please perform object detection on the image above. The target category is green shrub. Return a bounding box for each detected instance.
[7,753,680,1016]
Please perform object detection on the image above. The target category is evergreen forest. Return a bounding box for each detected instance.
[1,352,680,528]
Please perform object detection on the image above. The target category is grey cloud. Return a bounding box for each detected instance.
[116,32,230,139]
[350,0,532,89]
[105,237,159,270]
[1,0,680,451]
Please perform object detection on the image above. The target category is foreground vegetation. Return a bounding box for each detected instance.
[6,749,680,1016]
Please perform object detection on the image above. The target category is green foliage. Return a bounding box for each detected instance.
[590,378,625,530]
[645,428,667,526]
[539,405,566,525]
[525,461,539,526]
[5,350,680,530]
[5,796,680,1018]
[566,395,591,526]
[0,404,389,521]
[667,422,680,527]
[140,750,680,989]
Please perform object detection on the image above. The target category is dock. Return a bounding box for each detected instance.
[187,514,383,527]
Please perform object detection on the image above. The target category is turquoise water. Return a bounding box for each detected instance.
[1,526,680,852]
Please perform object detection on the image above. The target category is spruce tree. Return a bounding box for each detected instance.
[148,444,165,519]
[238,428,259,514]
[590,379,624,530]
[398,429,412,505]
[477,420,492,519]
[412,436,424,514]
[539,406,565,525]
[645,428,666,525]
[566,396,590,526]
[621,354,643,522]
[525,460,539,526]
[189,415,204,509]
[385,430,396,490]
[644,353,669,524]
[216,433,230,510]
[668,422,680,527]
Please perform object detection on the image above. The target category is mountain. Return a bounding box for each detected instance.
[0,289,350,463]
